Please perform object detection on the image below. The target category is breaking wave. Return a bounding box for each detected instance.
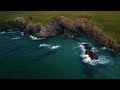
[7,31,20,33]
[11,36,21,40]
[101,47,107,50]
[51,45,61,49]
[29,35,45,40]
[0,31,5,34]
[81,55,109,65]
[21,32,24,36]
[39,44,61,50]
[91,47,98,52]
[79,43,109,65]
[39,44,51,48]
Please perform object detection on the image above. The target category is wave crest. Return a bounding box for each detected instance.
[39,44,61,50]
[21,32,24,36]
[39,44,50,48]
[11,37,21,40]
[51,45,61,49]
[79,43,109,65]
[0,31,5,34]
[101,47,107,50]
[82,55,109,65]
[29,35,45,40]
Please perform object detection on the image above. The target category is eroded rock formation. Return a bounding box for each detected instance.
[1,16,120,53]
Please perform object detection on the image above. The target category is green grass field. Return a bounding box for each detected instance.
[0,11,120,42]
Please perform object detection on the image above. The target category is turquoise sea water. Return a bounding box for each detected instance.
[0,31,120,79]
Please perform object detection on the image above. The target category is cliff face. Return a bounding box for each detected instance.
[36,16,80,37]
[75,18,120,52]
[1,16,120,53]
[25,22,41,36]
[0,17,28,32]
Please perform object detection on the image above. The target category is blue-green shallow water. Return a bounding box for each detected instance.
[0,31,120,79]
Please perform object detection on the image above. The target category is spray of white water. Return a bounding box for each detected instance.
[11,36,21,40]
[21,32,24,36]
[0,31,5,34]
[39,44,61,50]
[29,35,45,40]
[79,43,109,65]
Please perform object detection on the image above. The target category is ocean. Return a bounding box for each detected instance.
[0,31,120,79]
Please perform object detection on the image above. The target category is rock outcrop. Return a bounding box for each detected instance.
[82,44,98,60]
[10,17,28,29]
[25,22,41,36]
[0,17,28,32]
[36,16,80,37]
[75,18,120,52]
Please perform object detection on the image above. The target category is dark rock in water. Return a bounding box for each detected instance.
[83,44,92,50]
[82,44,98,60]
[87,50,98,60]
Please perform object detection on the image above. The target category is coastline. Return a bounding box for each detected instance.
[0,15,120,53]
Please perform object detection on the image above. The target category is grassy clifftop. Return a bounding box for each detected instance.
[0,11,120,43]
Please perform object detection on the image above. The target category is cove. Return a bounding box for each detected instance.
[0,31,120,79]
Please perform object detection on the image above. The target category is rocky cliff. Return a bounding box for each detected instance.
[1,16,120,53]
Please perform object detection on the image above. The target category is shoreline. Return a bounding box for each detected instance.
[0,16,120,53]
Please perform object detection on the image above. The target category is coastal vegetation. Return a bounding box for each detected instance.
[0,11,120,52]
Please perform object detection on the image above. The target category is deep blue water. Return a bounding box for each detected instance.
[0,31,120,79]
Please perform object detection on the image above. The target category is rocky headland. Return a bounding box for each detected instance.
[0,16,120,54]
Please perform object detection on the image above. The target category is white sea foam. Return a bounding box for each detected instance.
[39,44,61,50]
[7,31,19,33]
[51,45,61,49]
[29,35,45,40]
[82,55,109,65]
[77,42,81,45]
[79,43,109,65]
[39,44,50,48]
[0,31,21,34]
[71,35,74,38]
[91,47,98,52]
[0,31,5,34]
[80,42,98,52]
[79,44,92,64]
[21,32,24,36]
[11,36,21,40]
[82,54,92,63]
[97,56,109,64]
[29,35,38,40]
[101,47,107,50]
[79,44,86,55]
